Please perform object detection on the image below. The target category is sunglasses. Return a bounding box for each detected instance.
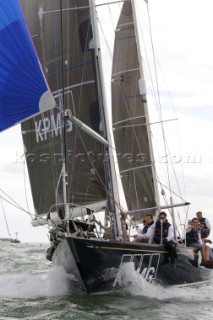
[159,216,166,220]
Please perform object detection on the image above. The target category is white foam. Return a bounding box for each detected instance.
[0,266,83,298]
[117,262,213,302]
[1,260,213,300]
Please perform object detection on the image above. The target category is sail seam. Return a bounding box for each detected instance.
[113,115,145,126]
[112,67,139,77]
[52,80,95,97]
[41,6,90,16]
[120,165,152,174]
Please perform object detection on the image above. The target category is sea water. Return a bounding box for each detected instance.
[0,244,213,320]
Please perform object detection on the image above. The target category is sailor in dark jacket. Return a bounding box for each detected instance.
[186,217,209,263]
[152,211,177,267]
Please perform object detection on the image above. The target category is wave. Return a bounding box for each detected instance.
[0,265,84,298]
[118,262,213,302]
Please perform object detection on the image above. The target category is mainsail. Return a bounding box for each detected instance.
[0,0,55,132]
[19,0,107,217]
[111,1,157,218]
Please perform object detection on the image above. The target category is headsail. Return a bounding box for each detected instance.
[0,0,55,132]
[20,0,107,217]
[111,2,157,218]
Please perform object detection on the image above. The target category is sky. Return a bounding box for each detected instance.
[0,0,213,242]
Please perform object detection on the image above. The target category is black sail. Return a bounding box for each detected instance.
[111,2,156,217]
[19,0,106,216]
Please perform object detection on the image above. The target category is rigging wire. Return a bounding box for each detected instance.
[0,192,49,229]
[145,1,189,228]
[146,2,172,197]
[0,191,33,218]
[22,152,30,214]
[144,5,184,196]
[66,127,126,214]
[132,1,188,232]
[0,197,11,238]
[135,2,175,215]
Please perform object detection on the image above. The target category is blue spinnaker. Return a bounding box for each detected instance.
[0,0,55,132]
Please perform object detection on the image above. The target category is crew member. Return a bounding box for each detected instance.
[152,211,177,267]
[86,208,96,232]
[120,212,129,241]
[196,211,211,239]
[133,214,154,243]
[186,217,209,263]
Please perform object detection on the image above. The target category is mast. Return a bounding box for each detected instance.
[89,0,122,239]
[131,0,160,212]
[59,0,70,230]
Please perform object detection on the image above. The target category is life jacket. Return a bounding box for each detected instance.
[199,217,209,238]
[153,219,171,244]
[142,221,154,234]
[186,228,199,246]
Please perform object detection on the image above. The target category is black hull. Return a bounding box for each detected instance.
[53,237,212,294]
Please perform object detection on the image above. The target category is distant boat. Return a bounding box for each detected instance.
[10,233,21,244]
[10,239,20,244]
[0,0,212,294]
[0,237,20,245]
[0,235,20,245]
[1,196,20,245]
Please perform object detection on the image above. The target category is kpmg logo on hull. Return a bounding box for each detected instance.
[113,253,160,287]
[34,110,73,143]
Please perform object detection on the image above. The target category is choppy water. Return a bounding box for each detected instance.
[0,244,213,320]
